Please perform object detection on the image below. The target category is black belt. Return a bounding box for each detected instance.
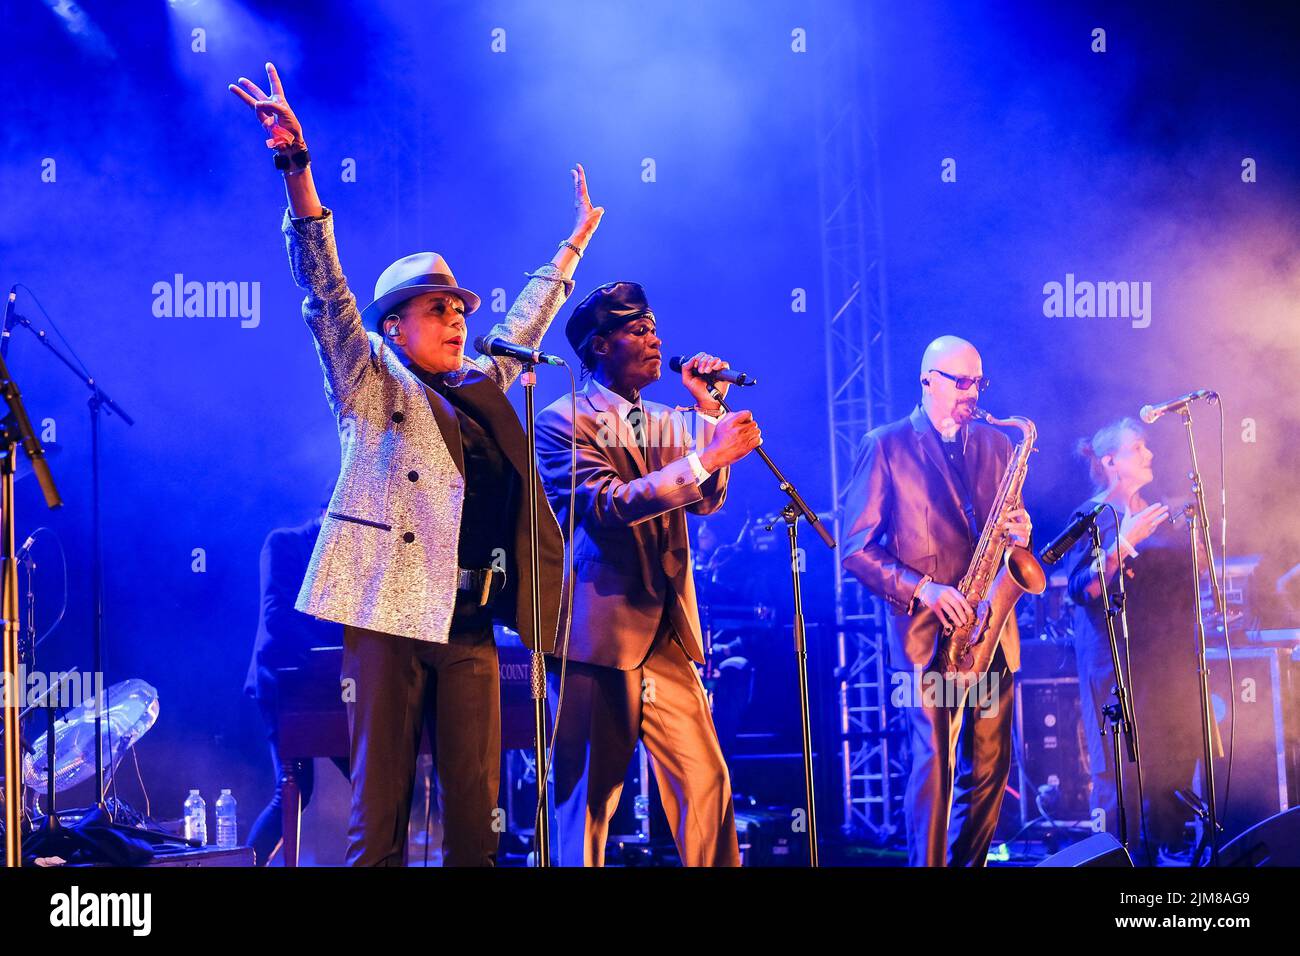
[457,566,506,608]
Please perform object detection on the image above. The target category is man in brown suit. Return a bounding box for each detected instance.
[840,335,1032,867]
[535,281,760,866]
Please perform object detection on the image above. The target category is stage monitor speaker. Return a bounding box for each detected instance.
[1035,832,1133,867]
[1014,677,1091,826]
[1220,806,1300,867]
[1206,646,1299,839]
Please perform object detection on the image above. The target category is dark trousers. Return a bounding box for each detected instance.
[342,610,500,867]
[1077,646,1197,855]
[901,647,1015,867]
[248,679,348,866]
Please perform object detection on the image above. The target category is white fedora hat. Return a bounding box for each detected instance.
[359,251,481,328]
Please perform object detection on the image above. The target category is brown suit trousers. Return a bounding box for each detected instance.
[548,613,740,867]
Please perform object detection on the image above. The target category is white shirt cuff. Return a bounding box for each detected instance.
[687,452,712,484]
[1118,534,1138,560]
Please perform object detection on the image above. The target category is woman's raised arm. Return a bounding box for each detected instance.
[229,62,323,219]
[551,162,604,279]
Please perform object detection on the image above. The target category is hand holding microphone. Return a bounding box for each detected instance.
[669,353,758,408]
[674,351,733,405]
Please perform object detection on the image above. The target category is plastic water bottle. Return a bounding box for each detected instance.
[183,789,207,846]
[215,789,238,849]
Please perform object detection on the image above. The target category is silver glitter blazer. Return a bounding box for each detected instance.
[282,207,573,643]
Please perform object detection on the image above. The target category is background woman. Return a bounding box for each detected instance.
[1067,417,1202,864]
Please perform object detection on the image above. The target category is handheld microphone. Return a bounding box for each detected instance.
[1,287,16,360]
[473,334,566,367]
[1139,388,1217,424]
[668,355,757,387]
[1038,503,1105,565]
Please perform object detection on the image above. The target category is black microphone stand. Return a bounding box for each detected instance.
[1177,405,1225,866]
[23,669,82,836]
[520,362,550,866]
[10,310,129,819]
[710,385,833,866]
[1088,520,1140,853]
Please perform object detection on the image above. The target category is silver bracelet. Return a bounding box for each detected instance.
[558,239,583,258]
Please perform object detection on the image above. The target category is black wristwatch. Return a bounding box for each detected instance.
[274,147,311,172]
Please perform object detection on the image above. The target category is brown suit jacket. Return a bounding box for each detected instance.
[840,405,1021,673]
[535,379,727,670]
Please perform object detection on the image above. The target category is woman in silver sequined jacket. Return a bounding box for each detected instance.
[231,63,603,865]
[231,62,603,648]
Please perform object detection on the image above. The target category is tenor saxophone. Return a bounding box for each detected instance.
[938,409,1047,676]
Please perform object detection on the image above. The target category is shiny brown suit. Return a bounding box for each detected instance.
[535,379,740,866]
[841,404,1020,866]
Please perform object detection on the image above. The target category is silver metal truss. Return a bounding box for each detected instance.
[814,2,903,843]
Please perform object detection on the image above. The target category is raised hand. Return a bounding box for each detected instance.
[228,62,305,151]
[228,62,321,218]
[570,163,604,244]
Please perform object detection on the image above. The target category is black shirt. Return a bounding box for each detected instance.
[1065,499,1201,763]
[415,368,519,571]
[929,419,979,541]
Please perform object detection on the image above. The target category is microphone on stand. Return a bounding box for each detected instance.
[1038,503,1106,565]
[668,355,758,387]
[2,287,17,360]
[473,334,566,367]
[16,533,36,562]
[1139,388,1217,424]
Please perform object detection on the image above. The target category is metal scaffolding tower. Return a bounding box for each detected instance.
[814,2,904,843]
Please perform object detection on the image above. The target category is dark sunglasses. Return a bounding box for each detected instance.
[927,368,990,392]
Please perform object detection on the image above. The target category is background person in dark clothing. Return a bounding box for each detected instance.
[1066,416,1202,863]
[244,497,347,866]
